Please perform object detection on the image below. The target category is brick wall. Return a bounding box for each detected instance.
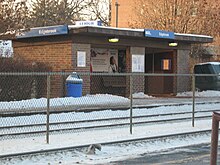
[13,39,73,71]
[111,0,136,28]
[72,43,91,95]
[125,47,145,96]
[13,39,93,97]
[125,47,131,97]
[177,49,191,92]
[130,47,145,93]
[13,38,73,98]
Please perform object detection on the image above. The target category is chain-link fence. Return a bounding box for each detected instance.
[0,72,220,142]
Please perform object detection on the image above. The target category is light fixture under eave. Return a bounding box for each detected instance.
[108,37,119,43]
[169,42,178,47]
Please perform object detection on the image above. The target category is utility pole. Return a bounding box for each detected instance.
[43,0,46,26]
[115,0,119,27]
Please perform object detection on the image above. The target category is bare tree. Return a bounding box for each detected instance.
[0,0,109,37]
[30,0,96,27]
[130,0,220,36]
[87,0,110,26]
[130,0,220,60]
[0,0,29,37]
[55,0,91,24]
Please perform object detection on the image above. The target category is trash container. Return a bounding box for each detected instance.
[66,72,83,97]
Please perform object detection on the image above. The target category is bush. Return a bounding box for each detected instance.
[0,57,51,101]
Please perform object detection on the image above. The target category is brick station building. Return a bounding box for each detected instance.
[12,25,213,98]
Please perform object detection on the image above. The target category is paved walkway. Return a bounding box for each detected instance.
[112,143,220,165]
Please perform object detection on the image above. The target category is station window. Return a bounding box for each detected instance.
[161,59,171,70]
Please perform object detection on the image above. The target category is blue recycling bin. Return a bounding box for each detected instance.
[66,72,83,97]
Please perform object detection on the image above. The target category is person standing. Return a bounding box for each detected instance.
[108,56,118,73]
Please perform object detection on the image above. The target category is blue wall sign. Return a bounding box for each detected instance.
[144,29,175,39]
[16,25,68,38]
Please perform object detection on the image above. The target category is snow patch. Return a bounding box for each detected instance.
[132,92,154,99]
[177,90,220,97]
[0,95,218,164]
[0,94,129,112]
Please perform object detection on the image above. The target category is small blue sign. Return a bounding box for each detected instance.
[144,29,175,39]
[16,25,68,38]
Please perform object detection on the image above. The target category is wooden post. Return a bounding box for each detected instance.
[210,112,220,165]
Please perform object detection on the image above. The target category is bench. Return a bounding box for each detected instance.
[102,76,127,88]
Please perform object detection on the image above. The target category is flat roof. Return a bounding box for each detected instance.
[68,25,213,43]
[11,25,213,44]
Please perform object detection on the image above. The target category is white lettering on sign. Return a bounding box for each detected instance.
[159,32,169,37]
[75,21,101,26]
[145,31,152,35]
[39,29,57,35]
[79,22,95,26]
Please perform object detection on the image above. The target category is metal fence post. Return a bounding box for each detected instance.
[130,74,133,134]
[46,75,51,144]
[192,74,195,127]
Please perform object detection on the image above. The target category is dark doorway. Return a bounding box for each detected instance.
[118,50,126,73]
[145,49,176,95]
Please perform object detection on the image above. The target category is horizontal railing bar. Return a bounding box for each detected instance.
[0,115,212,138]
[0,109,218,130]
[0,72,219,77]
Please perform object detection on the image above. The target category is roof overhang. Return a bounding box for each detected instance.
[68,25,213,44]
[9,25,213,44]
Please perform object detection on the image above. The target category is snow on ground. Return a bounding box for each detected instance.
[1,102,219,164]
[177,90,220,97]
[0,119,212,165]
[1,130,211,165]
[1,90,220,164]
[1,90,219,112]
[0,94,129,112]
[2,118,212,154]
[132,92,155,99]
[2,102,220,127]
